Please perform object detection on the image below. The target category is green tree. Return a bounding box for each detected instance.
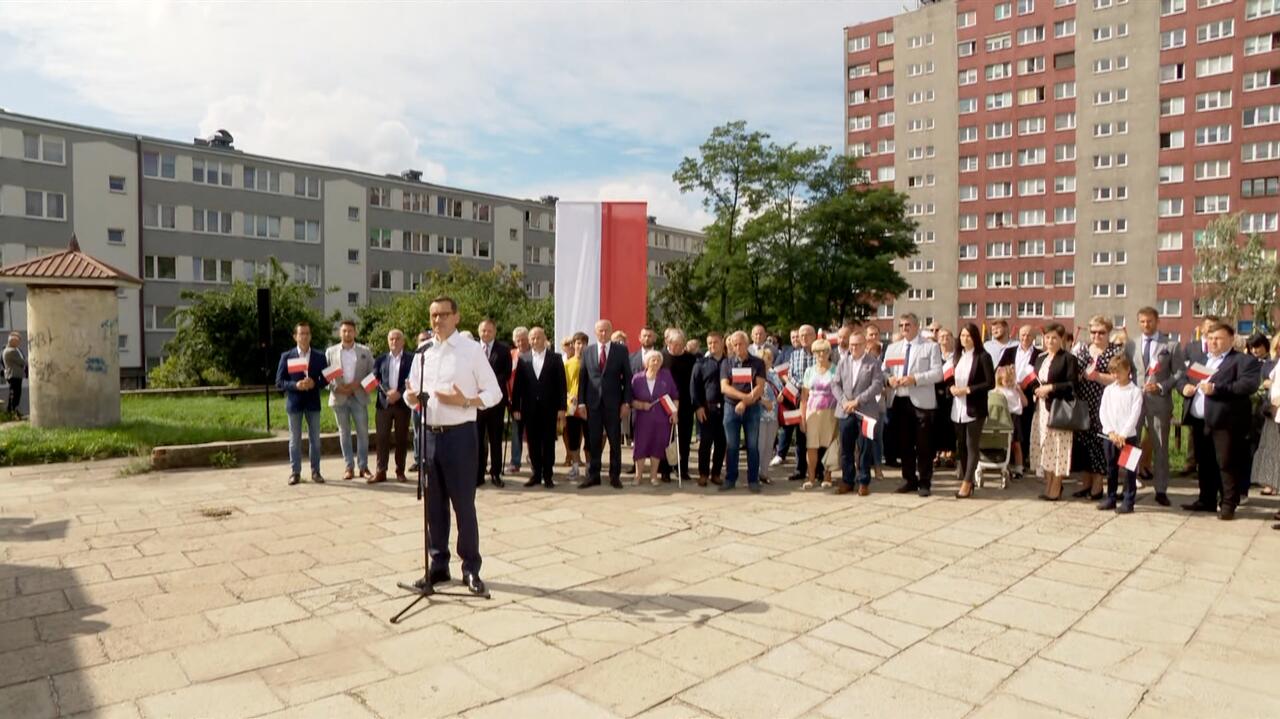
[650,257,712,339]
[1194,213,1280,331]
[673,121,768,328]
[148,259,337,387]
[356,260,553,354]
[748,142,828,328]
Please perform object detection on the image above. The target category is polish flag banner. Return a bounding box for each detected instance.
[1186,362,1212,382]
[658,395,676,416]
[287,356,309,375]
[1017,365,1037,390]
[781,381,799,404]
[774,363,790,380]
[884,354,906,370]
[322,365,343,382]
[360,373,379,393]
[943,365,955,382]
[731,367,753,384]
[857,412,877,439]
[782,409,803,426]
[554,201,648,354]
[1118,445,1142,472]
[1146,361,1160,378]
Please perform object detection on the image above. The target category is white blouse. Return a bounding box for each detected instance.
[950,350,976,425]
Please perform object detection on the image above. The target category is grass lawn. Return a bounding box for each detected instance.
[0,391,354,466]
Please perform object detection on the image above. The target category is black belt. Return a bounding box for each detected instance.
[427,421,474,434]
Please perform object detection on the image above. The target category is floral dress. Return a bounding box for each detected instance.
[1030,353,1074,477]
[1072,343,1119,475]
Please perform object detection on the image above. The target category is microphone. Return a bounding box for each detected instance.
[415,338,434,353]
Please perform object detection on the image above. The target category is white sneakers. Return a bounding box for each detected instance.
[769,456,784,467]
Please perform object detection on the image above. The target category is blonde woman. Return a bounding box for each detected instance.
[800,338,839,489]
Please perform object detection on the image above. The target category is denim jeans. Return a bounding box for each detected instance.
[509,414,523,468]
[723,402,762,487]
[287,410,322,476]
[332,401,370,471]
[838,414,877,486]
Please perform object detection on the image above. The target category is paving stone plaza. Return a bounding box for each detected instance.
[2,452,1280,718]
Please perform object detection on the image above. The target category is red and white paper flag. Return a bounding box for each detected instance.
[884,354,906,370]
[658,394,676,416]
[782,409,803,426]
[1118,444,1142,472]
[774,363,790,380]
[322,365,343,382]
[1186,362,1212,382]
[731,366,753,384]
[781,381,799,404]
[287,356,309,374]
[943,365,955,382]
[360,373,380,392]
[858,413,877,439]
[1146,361,1160,377]
[1017,365,1037,390]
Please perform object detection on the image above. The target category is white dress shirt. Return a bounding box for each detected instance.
[1014,344,1036,380]
[406,331,503,426]
[1100,382,1144,437]
[950,350,975,424]
[340,345,357,383]
[1190,352,1226,419]
[386,351,402,391]
[531,348,546,379]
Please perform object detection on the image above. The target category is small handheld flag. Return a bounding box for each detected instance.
[731,366,753,384]
[1017,365,1037,390]
[658,395,676,416]
[884,355,906,370]
[1186,362,1212,382]
[1146,361,1160,378]
[1118,445,1142,472]
[857,412,877,439]
[287,356,309,375]
[782,409,803,426]
[360,373,379,392]
[781,381,799,404]
[322,365,343,382]
[943,365,955,382]
[774,363,790,380]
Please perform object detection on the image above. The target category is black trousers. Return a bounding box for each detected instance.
[565,416,584,452]
[426,422,481,576]
[890,396,935,487]
[375,402,410,474]
[1187,416,1221,507]
[1104,435,1139,505]
[697,406,725,478]
[526,409,558,483]
[954,418,985,486]
[1019,401,1036,469]
[586,409,624,481]
[1211,425,1247,510]
[475,406,505,481]
[660,408,694,480]
[5,379,20,414]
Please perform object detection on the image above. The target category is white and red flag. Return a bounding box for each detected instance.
[782,409,803,426]
[774,363,790,380]
[287,356,309,374]
[731,366,753,384]
[360,373,379,393]
[1186,362,1212,382]
[553,201,648,354]
[1017,365,1037,390]
[322,365,343,382]
[781,381,799,404]
[658,394,676,416]
[857,412,877,439]
[1118,445,1142,472]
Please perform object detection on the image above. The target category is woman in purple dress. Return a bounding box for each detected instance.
[631,350,679,486]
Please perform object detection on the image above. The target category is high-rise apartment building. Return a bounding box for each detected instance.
[847,0,1280,340]
[0,111,703,385]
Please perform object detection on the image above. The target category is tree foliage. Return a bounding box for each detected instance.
[1195,213,1280,331]
[355,260,553,354]
[148,259,337,387]
[661,121,916,338]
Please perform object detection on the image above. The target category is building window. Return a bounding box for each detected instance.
[347,292,359,306]
[1160,63,1185,83]
[293,219,321,243]
[848,35,870,53]
[1054,269,1075,287]
[1161,97,1186,116]
[194,257,232,284]
[108,176,126,193]
[959,303,977,319]
[348,249,360,264]
[475,238,492,259]
[348,206,359,221]
[24,190,66,220]
[1017,302,1045,318]
[143,255,176,280]
[1158,265,1183,284]
[1194,195,1231,214]
[1242,176,1280,197]
[371,270,392,290]
[294,175,321,198]
[245,214,281,239]
[959,244,978,261]
[142,203,175,229]
[1053,237,1076,255]
[369,227,393,250]
[985,303,1012,319]
[192,158,232,187]
[1157,300,1182,318]
[22,132,65,164]
[1053,301,1075,318]
[243,166,281,193]
[193,209,232,235]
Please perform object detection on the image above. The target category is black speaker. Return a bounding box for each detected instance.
[257,287,271,348]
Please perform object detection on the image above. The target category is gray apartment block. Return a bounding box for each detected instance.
[0,111,704,386]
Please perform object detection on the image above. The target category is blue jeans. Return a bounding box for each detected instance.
[287,410,322,476]
[723,403,762,487]
[332,401,370,471]
[838,415,878,486]
[509,413,523,468]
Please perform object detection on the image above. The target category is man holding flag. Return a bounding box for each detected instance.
[326,320,376,481]
[276,321,330,486]
[832,330,884,495]
[1133,307,1183,506]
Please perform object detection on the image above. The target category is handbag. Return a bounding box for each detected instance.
[664,425,679,466]
[1047,395,1089,432]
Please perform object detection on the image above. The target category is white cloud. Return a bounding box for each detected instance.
[1,0,900,212]
[501,171,714,231]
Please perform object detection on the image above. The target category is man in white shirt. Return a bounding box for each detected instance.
[325,320,376,481]
[883,313,945,496]
[405,297,504,595]
[983,319,1017,368]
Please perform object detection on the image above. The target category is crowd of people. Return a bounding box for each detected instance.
[274,307,1280,529]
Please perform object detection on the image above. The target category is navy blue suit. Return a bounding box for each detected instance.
[275,347,330,413]
[373,351,414,475]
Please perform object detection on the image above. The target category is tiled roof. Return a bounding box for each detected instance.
[0,236,142,286]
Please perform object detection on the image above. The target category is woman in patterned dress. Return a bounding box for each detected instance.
[1030,323,1079,501]
[1071,315,1121,499]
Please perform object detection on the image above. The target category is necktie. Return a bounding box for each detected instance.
[484,343,490,359]
[1143,337,1152,371]
[903,341,912,377]
[599,345,606,371]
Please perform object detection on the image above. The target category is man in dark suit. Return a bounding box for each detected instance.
[475,319,512,488]
[1180,321,1261,520]
[275,321,330,485]
[373,328,415,483]
[1012,325,1043,477]
[1179,316,1218,475]
[577,319,632,488]
[512,326,567,488]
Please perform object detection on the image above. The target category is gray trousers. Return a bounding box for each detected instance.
[1140,407,1173,494]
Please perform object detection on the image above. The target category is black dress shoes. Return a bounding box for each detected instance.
[523,477,541,488]
[1154,493,1171,507]
[895,482,919,494]
[610,477,624,489]
[544,478,555,489]
[1182,501,1216,512]
[491,476,505,489]
[578,477,601,489]
[311,473,325,484]
[463,572,488,597]
[414,568,452,590]
[288,474,301,486]
[1218,506,1236,521]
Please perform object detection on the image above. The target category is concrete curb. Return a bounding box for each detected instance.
[151,433,345,470]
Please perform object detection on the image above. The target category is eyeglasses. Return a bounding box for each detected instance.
[1090,330,1107,335]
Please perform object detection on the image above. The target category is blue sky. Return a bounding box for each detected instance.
[1,0,900,229]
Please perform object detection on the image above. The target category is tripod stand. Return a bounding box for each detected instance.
[389,342,492,625]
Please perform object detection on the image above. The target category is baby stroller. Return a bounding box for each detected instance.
[976,391,1015,489]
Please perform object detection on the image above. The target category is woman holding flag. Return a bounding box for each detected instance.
[1071,315,1122,500]
[800,338,840,489]
[630,350,678,487]
[758,348,782,484]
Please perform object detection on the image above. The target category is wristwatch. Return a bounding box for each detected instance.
[463,397,473,409]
